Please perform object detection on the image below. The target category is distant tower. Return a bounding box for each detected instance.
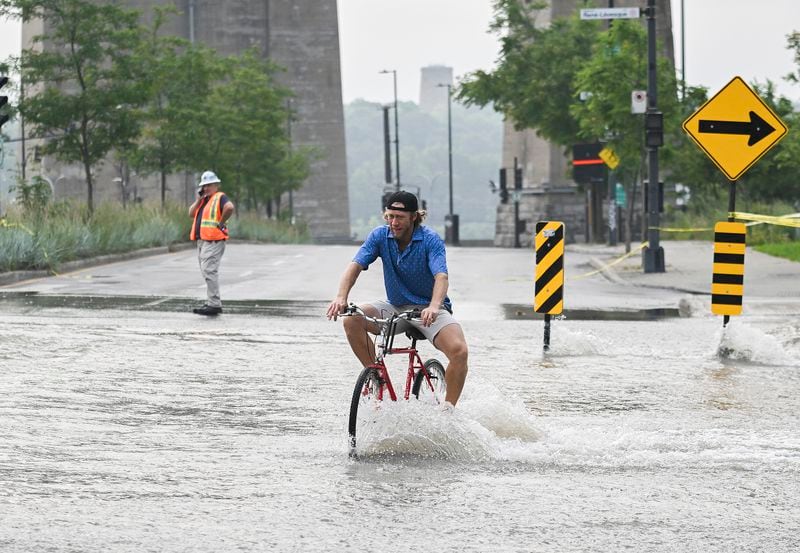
[419,65,453,112]
[22,0,351,242]
[496,0,674,246]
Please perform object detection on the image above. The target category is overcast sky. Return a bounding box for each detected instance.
[1,0,798,104]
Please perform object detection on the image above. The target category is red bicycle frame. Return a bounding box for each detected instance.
[362,312,428,402]
[366,344,426,402]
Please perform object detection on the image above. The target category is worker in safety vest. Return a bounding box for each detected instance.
[189,171,235,316]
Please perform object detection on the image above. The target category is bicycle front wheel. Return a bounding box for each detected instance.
[412,359,446,404]
[348,367,383,453]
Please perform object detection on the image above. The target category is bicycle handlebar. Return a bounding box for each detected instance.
[340,303,421,325]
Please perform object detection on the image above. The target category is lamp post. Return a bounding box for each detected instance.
[437,83,459,245]
[642,0,665,272]
[379,69,400,191]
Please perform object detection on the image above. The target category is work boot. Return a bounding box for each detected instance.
[193,304,222,316]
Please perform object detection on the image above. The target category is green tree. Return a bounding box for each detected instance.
[458,1,600,147]
[130,7,220,207]
[571,19,680,246]
[203,49,310,213]
[573,21,657,175]
[734,81,799,205]
[0,0,146,213]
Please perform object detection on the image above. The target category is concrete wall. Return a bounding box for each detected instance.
[266,1,350,242]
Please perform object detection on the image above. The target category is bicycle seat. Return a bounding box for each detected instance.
[405,327,426,342]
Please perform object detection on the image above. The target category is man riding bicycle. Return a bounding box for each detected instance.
[326,191,468,408]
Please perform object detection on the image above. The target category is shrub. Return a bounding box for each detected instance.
[0,200,307,272]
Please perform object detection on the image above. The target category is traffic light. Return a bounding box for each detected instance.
[0,76,9,130]
[498,168,508,204]
[572,143,605,183]
[645,111,663,148]
[514,167,523,190]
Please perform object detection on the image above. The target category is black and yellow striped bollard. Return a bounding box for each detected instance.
[711,221,746,326]
[534,221,565,352]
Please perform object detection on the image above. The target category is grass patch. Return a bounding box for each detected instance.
[661,201,798,246]
[230,212,310,244]
[0,201,309,272]
[754,241,800,262]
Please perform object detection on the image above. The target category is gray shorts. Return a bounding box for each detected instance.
[367,300,458,345]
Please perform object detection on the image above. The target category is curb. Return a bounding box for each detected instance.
[0,242,195,286]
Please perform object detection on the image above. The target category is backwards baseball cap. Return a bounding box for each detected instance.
[384,191,419,212]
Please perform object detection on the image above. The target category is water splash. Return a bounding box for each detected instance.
[678,295,711,318]
[353,378,542,461]
[716,322,794,365]
[458,378,541,441]
[543,327,606,356]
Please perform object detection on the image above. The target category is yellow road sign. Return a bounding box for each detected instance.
[711,222,746,316]
[534,221,564,315]
[598,147,620,170]
[683,76,787,181]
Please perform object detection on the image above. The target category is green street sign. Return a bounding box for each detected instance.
[615,183,626,206]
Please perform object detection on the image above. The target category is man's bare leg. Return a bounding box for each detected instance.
[432,324,469,406]
[342,304,381,368]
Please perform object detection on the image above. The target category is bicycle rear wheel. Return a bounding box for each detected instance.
[412,359,446,404]
[348,367,383,454]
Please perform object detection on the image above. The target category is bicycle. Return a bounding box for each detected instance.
[339,303,447,455]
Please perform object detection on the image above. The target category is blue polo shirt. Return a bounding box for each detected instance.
[354,225,452,311]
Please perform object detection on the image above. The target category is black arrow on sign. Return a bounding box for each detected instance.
[698,111,776,146]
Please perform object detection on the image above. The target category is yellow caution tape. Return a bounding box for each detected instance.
[649,212,800,232]
[729,212,800,229]
[569,241,649,281]
[0,218,35,235]
[649,225,714,232]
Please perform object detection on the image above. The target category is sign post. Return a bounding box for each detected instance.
[683,76,788,327]
[599,147,620,246]
[534,221,565,352]
[642,0,664,274]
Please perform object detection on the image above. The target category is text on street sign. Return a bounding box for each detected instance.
[580,8,640,20]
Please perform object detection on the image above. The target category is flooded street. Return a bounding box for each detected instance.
[1,297,798,552]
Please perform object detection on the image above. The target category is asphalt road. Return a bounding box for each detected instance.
[2,240,798,318]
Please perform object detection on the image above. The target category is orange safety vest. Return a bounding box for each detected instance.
[190,192,229,241]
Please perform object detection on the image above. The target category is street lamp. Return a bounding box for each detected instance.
[379,69,400,191]
[437,83,458,245]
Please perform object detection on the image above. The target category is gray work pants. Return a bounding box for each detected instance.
[197,240,226,307]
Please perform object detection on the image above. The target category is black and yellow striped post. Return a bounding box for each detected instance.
[534,221,565,351]
[712,221,746,326]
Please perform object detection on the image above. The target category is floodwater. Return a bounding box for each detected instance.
[1,299,799,552]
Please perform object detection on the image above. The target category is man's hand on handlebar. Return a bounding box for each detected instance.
[326,298,349,321]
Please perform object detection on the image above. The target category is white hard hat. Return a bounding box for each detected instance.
[197,170,221,188]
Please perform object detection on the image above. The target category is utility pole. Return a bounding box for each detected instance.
[438,83,458,245]
[642,0,665,272]
[607,0,616,246]
[380,69,400,191]
[382,105,392,185]
[287,98,294,223]
[513,157,522,249]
